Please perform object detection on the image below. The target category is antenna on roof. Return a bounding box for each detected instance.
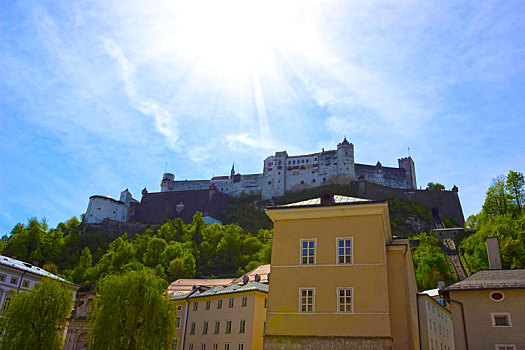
[164,162,168,173]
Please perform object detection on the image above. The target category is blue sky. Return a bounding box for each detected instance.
[1,0,524,234]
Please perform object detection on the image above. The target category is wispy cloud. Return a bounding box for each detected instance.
[103,38,179,150]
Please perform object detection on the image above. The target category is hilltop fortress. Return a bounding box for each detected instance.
[162,138,417,199]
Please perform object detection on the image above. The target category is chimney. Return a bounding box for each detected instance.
[486,237,502,270]
[320,191,335,206]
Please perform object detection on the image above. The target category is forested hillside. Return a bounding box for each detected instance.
[0,171,522,291]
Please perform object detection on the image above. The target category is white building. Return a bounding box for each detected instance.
[85,189,138,224]
[0,255,76,309]
[418,292,455,350]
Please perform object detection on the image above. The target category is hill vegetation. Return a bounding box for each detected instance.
[0,171,522,291]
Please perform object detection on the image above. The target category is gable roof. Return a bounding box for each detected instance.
[444,269,525,291]
[232,264,270,284]
[173,281,268,300]
[168,278,235,294]
[268,195,376,209]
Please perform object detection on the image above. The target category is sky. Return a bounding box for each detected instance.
[1,0,524,234]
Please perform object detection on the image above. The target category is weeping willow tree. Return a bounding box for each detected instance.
[89,268,177,350]
[0,277,75,350]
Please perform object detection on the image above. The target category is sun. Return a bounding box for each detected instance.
[169,0,321,80]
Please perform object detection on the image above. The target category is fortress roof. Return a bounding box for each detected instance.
[89,195,124,204]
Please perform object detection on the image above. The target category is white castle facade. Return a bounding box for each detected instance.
[162,138,416,200]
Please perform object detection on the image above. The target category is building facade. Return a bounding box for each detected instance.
[442,269,525,350]
[263,194,420,349]
[173,282,269,350]
[417,293,454,350]
[0,255,76,309]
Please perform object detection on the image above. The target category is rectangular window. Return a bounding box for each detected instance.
[237,344,244,350]
[201,344,206,350]
[22,280,30,288]
[172,338,178,350]
[496,345,517,350]
[217,300,222,309]
[189,345,193,350]
[337,288,353,313]
[214,321,220,334]
[225,321,232,334]
[193,302,198,311]
[299,288,314,313]
[224,344,230,350]
[206,301,211,310]
[213,345,218,350]
[337,238,353,264]
[10,277,18,285]
[264,299,267,308]
[190,322,196,335]
[2,298,11,310]
[492,313,512,327]
[228,298,234,308]
[300,239,315,265]
[239,320,245,333]
[176,316,181,329]
[0,274,5,282]
[241,297,247,307]
[202,321,208,334]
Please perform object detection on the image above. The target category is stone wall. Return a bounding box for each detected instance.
[263,335,393,350]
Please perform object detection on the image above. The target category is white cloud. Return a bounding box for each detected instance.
[103,38,179,150]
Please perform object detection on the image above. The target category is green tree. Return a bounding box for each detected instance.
[483,176,512,216]
[506,170,525,214]
[72,247,93,284]
[426,182,445,191]
[411,233,453,291]
[181,250,196,278]
[89,268,176,350]
[143,237,167,268]
[0,278,74,350]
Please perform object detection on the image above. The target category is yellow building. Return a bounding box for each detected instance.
[263,194,420,349]
[417,293,455,350]
[173,282,269,350]
[442,269,525,350]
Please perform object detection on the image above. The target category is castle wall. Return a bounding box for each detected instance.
[355,164,412,189]
[171,180,211,191]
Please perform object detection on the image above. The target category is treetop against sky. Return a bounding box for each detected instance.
[1,0,524,233]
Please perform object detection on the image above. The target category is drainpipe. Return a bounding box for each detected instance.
[181,297,190,350]
[444,298,468,350]
[16,270,27,294]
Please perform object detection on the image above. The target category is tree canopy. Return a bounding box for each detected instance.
[411,233,454,291]
[426,182,446,191]
[461,170,525,273]
[0,277,75,350]
[88,268,176,350]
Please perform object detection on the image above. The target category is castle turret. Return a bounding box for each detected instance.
[161,173,175,192]
[231,163,235,178]
[262,151,288,200]
[336,137,356,182]
[120,189,133,206]
[398,157,417,189]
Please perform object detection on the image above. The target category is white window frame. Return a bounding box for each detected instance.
[491,313,512,327]
[225,320,232,334]
[206,300,211,310]
[299,288,315,313]
[176,316,181,329]
[214,321,220,334]
[237,344,244,350]
[336,287,354,313]
[495,345,516,350]
[490,291,506,302]
[241,297,247,307]
[228,298,234,308]
[239,319,246,333]
[217,299,222,309]
[224,344,230,350]
[300,239,316,265]
[336,237,353,264]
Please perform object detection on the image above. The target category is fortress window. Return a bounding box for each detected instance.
[288,161,291,165]
[293,160,296,164]
[323,178,326,182]
[312,179,316,183]
[306,159,309,163]
[315,157,317,161]
[268,181,271,185]
[301,181,304,184]
[302,159,305,163]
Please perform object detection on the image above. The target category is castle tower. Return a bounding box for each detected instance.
[231,162,235,178]
[261,151,288,200]
[160,173,175,192]
[398,157,417,189]
[119,189,133,206]
[336,137,356,182]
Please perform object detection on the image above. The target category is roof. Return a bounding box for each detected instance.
[420,288,440,297]
[0,255,73,285]
[168,278,235,294]
[174,281,268,300]
[444,269,525,291]
[232,264,270,285]
[268,195,376,209]
[89,195,124,204]
[211,176,230,180]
